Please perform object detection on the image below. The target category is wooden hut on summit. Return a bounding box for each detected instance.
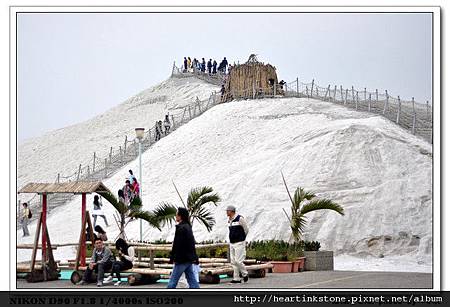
[222,54,282,102]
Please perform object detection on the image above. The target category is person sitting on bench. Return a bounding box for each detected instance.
[78,238,114,287]
[104,238,135,286]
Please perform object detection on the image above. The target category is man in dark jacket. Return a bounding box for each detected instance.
[201,58,206,73]
[212,60,217,74]
[183,57,187,72]
[222,57,228,73]
[167,207,200,288]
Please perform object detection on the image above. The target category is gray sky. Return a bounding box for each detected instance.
[17,12,432,142]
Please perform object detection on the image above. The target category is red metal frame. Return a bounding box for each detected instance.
[41,194,47,265]
[81,193,86,267]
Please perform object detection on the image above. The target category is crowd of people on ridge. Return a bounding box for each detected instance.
[182,56,232,75]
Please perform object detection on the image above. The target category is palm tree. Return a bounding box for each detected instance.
[281,173,344,243]
[97,190,177,240]
[171,184,221,232]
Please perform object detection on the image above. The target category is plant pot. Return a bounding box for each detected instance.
[297,257,306,272]
[291,260,299,272]
[270,261,294,273]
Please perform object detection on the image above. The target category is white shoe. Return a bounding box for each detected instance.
[103,276,113,284]
[114,280,121,286]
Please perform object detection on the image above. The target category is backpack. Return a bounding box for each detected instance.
[28,209,32,219]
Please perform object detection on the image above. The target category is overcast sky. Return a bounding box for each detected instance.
[17,12,432,142]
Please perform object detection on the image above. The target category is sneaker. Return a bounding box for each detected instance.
[230,280,241,284]
[243,275,249,282]
[103,276,113,284]
[97,281,103,287]
[114,281,121,286]
[77,280,88,286]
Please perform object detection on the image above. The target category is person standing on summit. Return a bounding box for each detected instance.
[226,205,249,284]
[183,57,187,72]
[207,59,212,74]
[212,60,217,74]
[222,57,228,73]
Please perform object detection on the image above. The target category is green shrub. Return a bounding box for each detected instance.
[304,241,321,251]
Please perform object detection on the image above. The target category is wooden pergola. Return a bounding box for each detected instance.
[18,181,113,282]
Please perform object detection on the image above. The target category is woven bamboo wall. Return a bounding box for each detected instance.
[222,62,279,102]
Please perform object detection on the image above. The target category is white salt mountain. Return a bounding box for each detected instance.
[17,77,217,198]
[17,77,432,273]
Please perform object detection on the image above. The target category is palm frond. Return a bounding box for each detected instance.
[152,202,177,227]
[187,186,214,208]
[128,196,143,213]
[300,199,344,216]
[132,211,162,231]
[192,193,221,212]
[97,191,127,214]
[191,206,216,232]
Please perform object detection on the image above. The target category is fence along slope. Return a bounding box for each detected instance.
[19,91,221,225]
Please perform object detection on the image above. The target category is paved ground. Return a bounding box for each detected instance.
[17,271,432,289]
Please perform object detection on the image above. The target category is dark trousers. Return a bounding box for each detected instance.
[83,261,113,283]
[111,260,133,280]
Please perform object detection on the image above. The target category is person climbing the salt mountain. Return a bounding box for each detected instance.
[128,169,136,184]
[183,57,187,72]
[201,58,206,73]
[92,195,109,227]
[131,178,140,199]
[122,180,132,205]
[164,114,171,135]
[226,205,249,284]
[155,121,161,141]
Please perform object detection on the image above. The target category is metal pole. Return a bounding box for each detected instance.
[351,86,355,104]
[412,97,416,135]
[356,91,359,110]
[345,89,348,105]
[333,85,337,102]
[310,79,315,97]
[139,140,143,244]
[368,94,372,112]
[340,85,343,102]
[296,78,299,97]
[325,85,330,100]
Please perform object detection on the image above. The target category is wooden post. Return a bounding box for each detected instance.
[104,158,108,177]
[310,79,315,97]
[81,193,87,267]
[364,88,367,101]
[124,136,128,155]
[376,89,379,102]
[351,86,355,104]
[333,85,337,102]
[383,90,389,115]
[76,164,82,182]
[412,97,416,135]
[93,152,96,172]
[42,193,47,281]
[325,85,330,100]
[149,249,155,270]
[296,78,299,97]
[345,89,348,105]
[87,165,90,176]
[356,91,359,110]
[396,96,401,124]
[340,85,343,102]
[368,94,372,112]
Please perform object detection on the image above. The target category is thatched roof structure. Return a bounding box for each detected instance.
[222,54,281,102]
[18,181,111,194]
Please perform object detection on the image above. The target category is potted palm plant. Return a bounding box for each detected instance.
[281,173,344,271]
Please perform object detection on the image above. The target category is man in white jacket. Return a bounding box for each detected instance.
[226,205,249,284]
